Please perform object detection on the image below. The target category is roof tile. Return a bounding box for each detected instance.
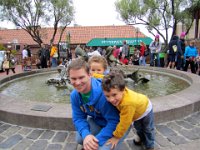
[0,25,147,45]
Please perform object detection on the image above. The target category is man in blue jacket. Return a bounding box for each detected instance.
[67,58,121,150]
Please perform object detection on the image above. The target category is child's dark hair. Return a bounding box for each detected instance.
[102,69,125,92]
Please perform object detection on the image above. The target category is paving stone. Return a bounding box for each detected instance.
[155,134,174,147]
[1,126,21,137]
[156,125,177,137]
[40,130,55,139]
[12,138,33,150]
[166,122,182,132]
[191,127,200,137]
[127,129,135,138]
[184,116,199,125]
[27,129,44,140]
[52,131,68,142]
[0,135,5,143]
[0,134,23,149]
[191,112,200,122]
[28,139,48,150]
[175,120,194,129]
[167,135,187,145]
[63,143,78,150]
[46,143,62,150]
[179,129,199,140]
[0,124,11,134]
[117,142,130,150]
[67,132,76,143]
[126,139,143,150]
[18,127,33,135]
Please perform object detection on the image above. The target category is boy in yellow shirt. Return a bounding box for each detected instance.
[88,55,108,79]
[102,71,155,150]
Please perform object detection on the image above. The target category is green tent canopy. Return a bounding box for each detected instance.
[86,37,153,47]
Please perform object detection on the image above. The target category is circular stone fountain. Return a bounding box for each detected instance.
[0,66,200,130]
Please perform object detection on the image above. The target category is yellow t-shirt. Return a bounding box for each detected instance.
[113,87,149,138]
[92,73,104,79]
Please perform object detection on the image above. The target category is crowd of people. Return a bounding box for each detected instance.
[73,33,200,76]
[3,32,200,77]
[21,43,72,71]
[167,32,199,75]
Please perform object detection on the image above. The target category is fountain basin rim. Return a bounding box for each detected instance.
[0,67,199,130]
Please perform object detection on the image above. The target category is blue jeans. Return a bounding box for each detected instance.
[139,56,146,66]
[150,53,160,67]
[76,117,131,150]
[134,109,155,149]
[51,57,57,67]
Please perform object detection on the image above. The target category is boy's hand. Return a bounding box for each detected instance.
[106,137,120,149]
[83,135,99,150]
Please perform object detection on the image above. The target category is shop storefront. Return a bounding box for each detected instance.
[87,37,153,47]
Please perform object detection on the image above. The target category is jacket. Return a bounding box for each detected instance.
[70,78,119,146]
[114,88,149,138]
[169,35,182,55]
[50,46,58,58]
[149,41,162,53]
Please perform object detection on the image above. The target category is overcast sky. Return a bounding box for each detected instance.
[72,0,125,26]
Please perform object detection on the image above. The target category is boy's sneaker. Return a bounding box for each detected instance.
[133,139,142,145]
[146,148,154,150]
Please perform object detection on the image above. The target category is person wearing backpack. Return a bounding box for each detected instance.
[167,35,181,69]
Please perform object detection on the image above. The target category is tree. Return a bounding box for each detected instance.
[0,0,74,46]
[115,0,195,49]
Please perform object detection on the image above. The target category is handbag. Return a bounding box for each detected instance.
[144,50,149,56]
[3,60,9,69]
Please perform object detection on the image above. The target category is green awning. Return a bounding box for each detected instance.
[86,37,153,47]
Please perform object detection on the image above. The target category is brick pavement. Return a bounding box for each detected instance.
[0,112,200,150]
[0,65,23,79]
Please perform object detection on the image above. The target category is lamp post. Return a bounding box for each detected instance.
[136,28,139,46]
[67,31,71,49]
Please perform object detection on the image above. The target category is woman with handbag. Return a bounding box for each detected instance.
[139,42,147,66]
[3,50,16,75]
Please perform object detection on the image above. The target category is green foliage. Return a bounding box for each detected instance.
[0,0,74,45]
[11,49,17,55]
[115,0,195,47]
[0,44,6,50]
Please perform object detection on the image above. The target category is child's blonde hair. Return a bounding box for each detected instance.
[88,55,108,70]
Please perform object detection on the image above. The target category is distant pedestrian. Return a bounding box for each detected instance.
[50,44,58,67]
[121,41,129,59]
[168,35,181,69]
[149,35,162,67]
[139,42,147,66]
[184,40,198,74]
[38,43,50,68]
[179,32,186,70]
[4,50,16,75]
